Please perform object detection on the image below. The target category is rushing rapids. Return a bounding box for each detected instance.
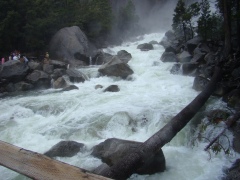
[0,33,238,180]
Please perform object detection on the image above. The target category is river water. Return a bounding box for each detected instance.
[0,33,238,180]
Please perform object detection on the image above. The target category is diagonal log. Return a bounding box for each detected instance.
[98,67,222,179]
[0,140,112,180]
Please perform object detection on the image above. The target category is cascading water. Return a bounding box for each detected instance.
[0,33,238,180]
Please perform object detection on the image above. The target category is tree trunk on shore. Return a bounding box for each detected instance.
[98,67,222,179]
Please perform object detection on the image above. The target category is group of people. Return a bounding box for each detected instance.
[1,50,28,65]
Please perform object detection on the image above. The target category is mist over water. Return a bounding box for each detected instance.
[0,33,238,180]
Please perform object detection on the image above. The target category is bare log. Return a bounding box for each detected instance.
[99,67,222,179]
[0,140,111,180]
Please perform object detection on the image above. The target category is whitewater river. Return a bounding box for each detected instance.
[0,33,238,180]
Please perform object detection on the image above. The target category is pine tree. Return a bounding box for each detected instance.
[172,0,187,41]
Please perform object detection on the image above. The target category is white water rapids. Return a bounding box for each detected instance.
[0,33,238,180]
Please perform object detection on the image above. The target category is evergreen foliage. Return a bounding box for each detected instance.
[197,0,223,41]
[0,0,118,55]
[172,0,199,42]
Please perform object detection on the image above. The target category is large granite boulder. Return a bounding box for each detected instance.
[0,60,29,83]
[91,138,166,175]
[44,141,85,158]
[98,56,134,79]
[49,26,96,64]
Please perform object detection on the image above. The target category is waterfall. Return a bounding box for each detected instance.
[0,33,237,180]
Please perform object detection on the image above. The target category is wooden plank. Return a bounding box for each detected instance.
[0,140,111,180]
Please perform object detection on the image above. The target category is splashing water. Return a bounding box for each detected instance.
[0,33,238,180]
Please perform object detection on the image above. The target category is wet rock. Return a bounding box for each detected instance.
[43,64,54,74]
[26,70,50,89]
[61,85,79,91]
[44,140,85,158]
[186,36,202,54]
[170,64,181,74]
[91,138,166,175]
[28,61,42,71]
[51,69,66,80]
[103,85,120,92]
[149,40,159,45]
[182,63,199,76]
[95,84,103,89]
[0,60,29,83]
[98,56,134,79]
[137,43,154,51]
[160,52,178,62]
[66,69,87,83]
[14,81,34,91]
[92,51,113,65]
[192,75,209,91]
[178,51,192,63]
[53,77,68,89]
[117,50,132,63]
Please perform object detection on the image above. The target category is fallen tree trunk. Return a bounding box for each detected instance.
[0,141,111,180]
[99,67,222,179]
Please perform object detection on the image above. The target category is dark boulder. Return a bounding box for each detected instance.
[103,85,120,92]
[43,64,54,74]
[28,61,42,71]
[61,85,79,92]
[117,50,132,63]
[53,77,68,89]
[186,36,202,54]
[14,81,34,91]
[98,56,134,79]
[0,60,29,83]
[26,70,50,89]
[192,75,210,91]
[137,43,154,51]
[51,69,66,80]
[160,52,178,62]
[164,30,175,41]
[66,69,88,83]
[170,64,181,74]
[44,140,85,158]
[178,51,192,63]
[92,51,114,65]
[91,138,165,175]
[182,63,199,76]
